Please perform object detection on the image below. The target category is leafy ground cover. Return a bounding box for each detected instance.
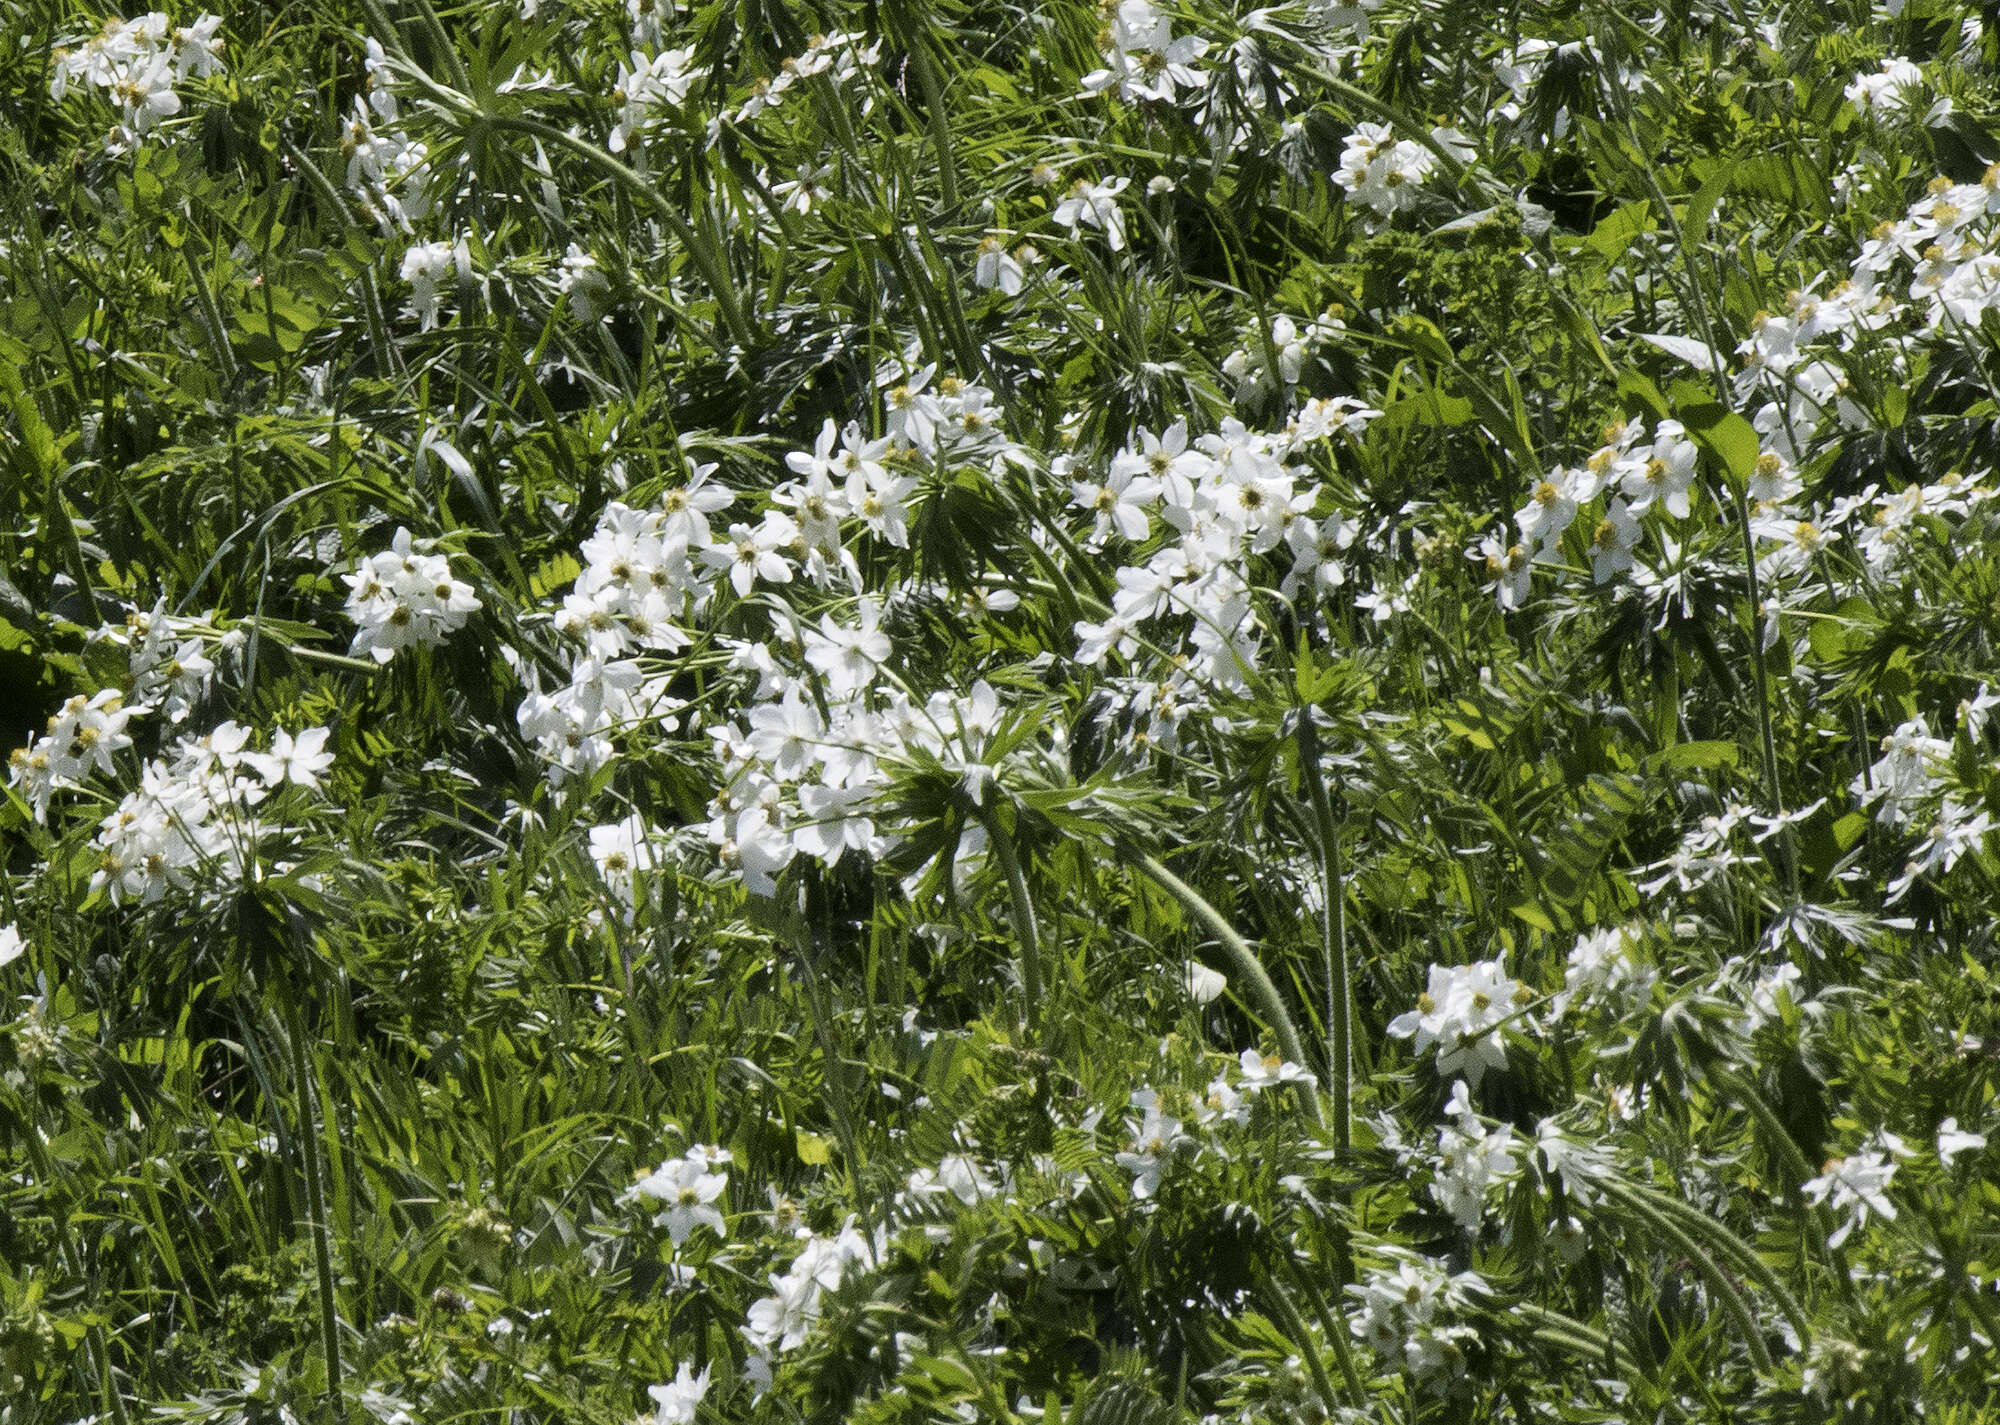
[4,0,2000,1420]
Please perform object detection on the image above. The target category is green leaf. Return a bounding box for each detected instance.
[1617,369,1671,421]
[1650,740,1740,772]
[1584,199,1655,259]
[1509,902,1557,933]
[1674,395,1760,483]
[1382,390,1475,432]
[1680,163,1733,241]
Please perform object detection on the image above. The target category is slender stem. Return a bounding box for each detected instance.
[1730,482,1798,894]
[1594,34,1797,896]
[1711,1065,1857,1305]
[1126,848,1323,1126]
[980,805,1044,1036]
[1296,714,1352,1153]
[1282,1254,1366,1404]
[788,926,876,1233]
[279,997,342,1416]
[19,1110,132,1425]
[1260,1271,1348,1413]
[1597,1179,1775,1373]
[451,111,756,353]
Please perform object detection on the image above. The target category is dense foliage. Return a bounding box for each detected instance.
[5,0,2000,1420]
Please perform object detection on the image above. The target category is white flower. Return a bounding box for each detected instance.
[1586,498,1642,583]
[1554,925,1657,1016]
[1515,468,1580,555]
[589,814,663,909]
[1236,1047,1313,1093]
[1183,960,1226,1005]
[1803,1136,1903,1248]
[1937,1117,1987,1166]
[1431,1081,1518,1229]
[720,806,796,896]
[558,243,609,322]
[244,727,334,790]
[647,1364,711,1425]
[803,599,892,696]
[745,1268,820,1352]
[630,1148,729,1246]
[610,47,697,154]
[1346,1253,1485,1381]
[702,519,796,596]
[1071,464,1160,546]
[1386,957,1527,1089]
[793,782,880,867]
[1115,1090,1189,1199]
[974,234,1025,295]
[1850,717,1951,825]
[907,1154,998,1205]
[880,365,944,453]
[1332,122,1436,220]
[0,924,23,968]
[1471,529,1533,610]
[399,240,465,330]
[342,527,482,662]
[1844,56,1923,117]
[1053,176,1132,250]
[1081,0,1208,103]
[1618,422,1699,519]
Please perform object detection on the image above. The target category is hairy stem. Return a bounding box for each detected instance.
[980,805,1045,1037]
[279,997,342,1416]
[1297,713,1352,1153]
[1126,848,1323,1126]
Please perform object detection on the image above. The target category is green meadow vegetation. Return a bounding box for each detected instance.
[4,0,2000,1420]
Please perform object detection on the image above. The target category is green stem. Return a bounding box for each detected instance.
[179,238,239,389]
[788,928,876,1233]
[979,805,1044,1037]
[1296,714,1352,1154]
[279,997,342,1416]
[1126,848,1323,1126]
[1281,1254,1367,1405]
[1729,483,1798,894]
[455,113,755,353]
[1596,1179,1775,1372]
[18,1114,132,1425]
[1619,1182,1812,1342]
[1711,1066,1857,1305]
[1260,1272,1348,1413]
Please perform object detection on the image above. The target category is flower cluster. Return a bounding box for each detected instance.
[1554,925,1658,1017]
[49,12,225,152]
[1347,1253,1486,1384]
[1332,123,1463,223]
[1069,410,1380,746]
[1386,957,1528,1089]
[342,40,436,233]
[1430,1080,1519,1229]
[1081,1,1209,104]
[9,690,138,824]
[88,723,331,907]
[342,526,483,663]
[741,1220,880,1386]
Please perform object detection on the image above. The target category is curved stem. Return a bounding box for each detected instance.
[1297,713,1352,1154]
[1596,1179,1775,1373]
[979,805,1044,1037]
[18,1109,132,1425]
[278,997,342,1416]
[455,113,755,353]
[1125,848,1323,1126]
